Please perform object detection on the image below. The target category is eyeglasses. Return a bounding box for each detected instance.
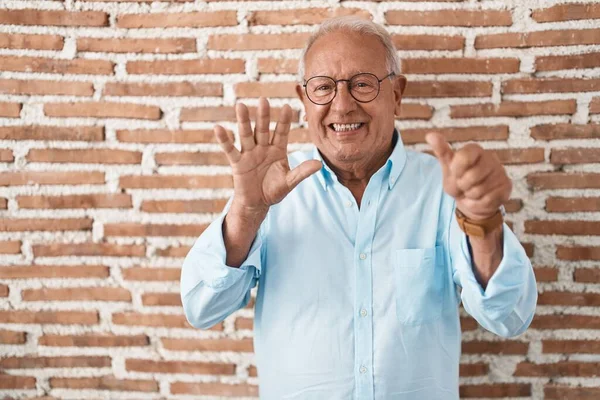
[302,72,395,106]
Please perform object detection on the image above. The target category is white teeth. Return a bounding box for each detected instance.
[332,123,362,132]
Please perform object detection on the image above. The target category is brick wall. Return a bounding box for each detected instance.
[0,0,599,399]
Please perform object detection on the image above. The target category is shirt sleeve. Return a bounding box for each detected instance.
[449,205,537,338]
[180,204,265,329]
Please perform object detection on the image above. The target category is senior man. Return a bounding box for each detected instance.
[181,16,537,400]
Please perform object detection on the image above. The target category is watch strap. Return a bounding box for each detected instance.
[455,208,504,237]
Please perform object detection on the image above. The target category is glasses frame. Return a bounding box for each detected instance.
[302,72,396,106]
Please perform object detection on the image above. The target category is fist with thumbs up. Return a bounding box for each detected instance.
[425,132,512,223]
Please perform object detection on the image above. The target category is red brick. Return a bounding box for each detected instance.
[536,52,600,72]
[117,10,236,28]
[551,148,600,164]
[528,172,600,190]
[386,10,512,26]
[155,151,228,166]
[396,104,434,120]
[171,382,258,396]
[249,8,370,25]
[22,287,131,302]
[258,58,299,74]
[40,334,149,347]
[0,126,103,141]
[525,220,600,236]
[161,337,253,352]
[545,385,600,400]
[127,59,244,75]
[33,243,145,257]
[249,365,257,377]
[104,223,207,237]
[44,102,161,120]
[141,198,227,213]
[452,100,576,118]
[180,105,299,123]
[120,175,231,189]
[0,198,6,209]
[0,310,99,325]
[402,58,519,74]
[538,291,600,306]
[0,33,63,50]
[591,97,600,114]
[156,246,190,257]
[0,329,26,344]
[0,56,113,75]
[460,384,531,398]
[0,171,105,186]
[531,123,600,140]
[0,149,14,162]
[503,198,523,213]
[0,284,8,297]
[0,375,36,389]
[112,312,220,330]
[78,37,196,54]
[405,81,492,98]
[460,316,478,331]
[0,265,109,279]
[0,218,92,232]
[574,268,600,283]
[126,359,235,374]
[532,4,600,23]
[515,361,600,377]
[235,317,253,330]
[50,376,158,392]
[393,34,464,50]
[1,356,110,369]
[0,240,21,254]
[534,266,558,282]
[122,267,180,281]
[105,82,222,97]
[0,9,108,27]
[460,363,488,376]
[531,314,600,329]
[18,194,132,209]
[504,78,600,94]
[476,29,600,49]
[141,292,181,306]
[558,246,600,261]
[543,340,600,354]
[117,129,217,143]
[462,340,528,355]
[492,148,545,165]
[235,82,297,98]
[27,149,141,165]
[208,33,310,50]
[0,79,93,96]
[0,102,21,117]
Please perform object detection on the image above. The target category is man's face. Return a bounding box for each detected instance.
[297,30,406,167]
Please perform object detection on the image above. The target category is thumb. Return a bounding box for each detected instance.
[425,132,454,168]
[425,132,462,199]
[286,160,322,191]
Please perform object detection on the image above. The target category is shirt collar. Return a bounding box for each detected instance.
[311,129,407,191]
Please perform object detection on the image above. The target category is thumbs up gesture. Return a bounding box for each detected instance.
[425,133,512,221]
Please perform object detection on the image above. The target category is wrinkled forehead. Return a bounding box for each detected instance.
[303,30,388,79]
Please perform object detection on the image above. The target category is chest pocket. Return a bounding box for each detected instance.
[395,246,447,325]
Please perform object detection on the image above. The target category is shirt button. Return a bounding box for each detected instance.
[345,201,352,208]
[359,253,366,260]
[360,309,367,317]
[359,366,367,374]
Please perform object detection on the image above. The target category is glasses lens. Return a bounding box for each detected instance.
[350,73,379,102]
[306,76,336,105]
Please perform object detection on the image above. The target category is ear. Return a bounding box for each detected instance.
[393,74,407,116]
[296,84,305,102]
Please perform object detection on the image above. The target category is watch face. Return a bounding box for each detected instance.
[499,205,506,217]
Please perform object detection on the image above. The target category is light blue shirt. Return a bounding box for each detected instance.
[181,132,537,400]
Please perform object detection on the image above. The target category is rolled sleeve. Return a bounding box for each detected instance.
[451,218,537,337]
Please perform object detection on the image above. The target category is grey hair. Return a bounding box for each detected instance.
[298,16,401,82]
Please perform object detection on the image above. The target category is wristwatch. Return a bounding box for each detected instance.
[455,206,505,238]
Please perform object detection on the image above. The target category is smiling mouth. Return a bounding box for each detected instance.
[329,123,364,132]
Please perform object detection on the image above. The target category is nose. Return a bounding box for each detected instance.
[330,81,358,113]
